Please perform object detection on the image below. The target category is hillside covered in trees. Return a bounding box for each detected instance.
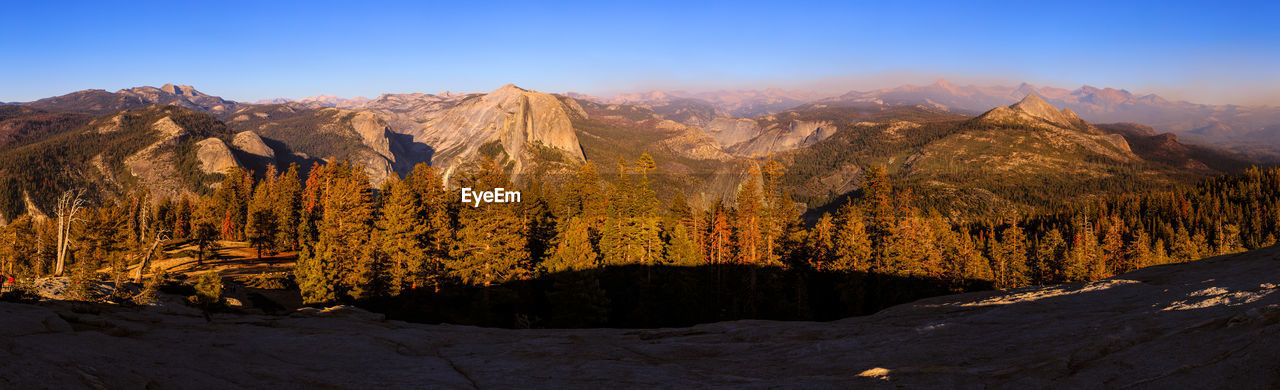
[3,147,1278,327]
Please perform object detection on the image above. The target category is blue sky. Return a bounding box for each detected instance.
[2,0,1277,104]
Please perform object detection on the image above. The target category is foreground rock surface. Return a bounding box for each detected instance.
[2,248,1279,389]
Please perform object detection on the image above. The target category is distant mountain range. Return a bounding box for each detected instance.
[578,80,1280,155]
[25,84,244,115]
[0,81,1263,224]
[577,88,832,118]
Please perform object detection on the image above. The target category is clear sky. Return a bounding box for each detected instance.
[2,0,1277,105]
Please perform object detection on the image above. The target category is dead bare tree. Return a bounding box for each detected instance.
[138,192,150,246]
[135,229,169,284]
[54,189,87,276]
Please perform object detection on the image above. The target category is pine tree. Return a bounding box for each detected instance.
[447,158,529,286]
[760,160,793,265]
[1152,238,1170,265]
[1121,229,1153,273]
[319,161,377,298]
[633,154,664,268]
[246,174,278,259]
[0,216,36,277]
[408,163,453,292]
[1098,216,1125,279]
[376,175,428,293]
[807,213,835,270]
[959,232,994,282]
[667,192,703,265]
[562,162,606,224]
[1033,228,1066,284]
[173,196,192,239]
[192,221,218,266]
[991,224,1030,288]
[704,202,733,266]
[544,216,599,273]
[733,176,764,265]
[600,159,636,266]
[831,202,871,272]
[295,163,332,303]
[883,210,935,276]
[1063,215,1099,282]
[661,216,702,266]
[273,164,303,251]
[212,166,252,240]
[81,204,127,299]
[1218,224,1243,255]
[1171,225,1200,263]
[350,241,392,300]
[523,191,557,270]
[862,165,895,255]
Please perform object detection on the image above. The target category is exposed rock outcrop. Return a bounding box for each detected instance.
[410,84,586,181]
[1,245,1278,388]
[195,137,240,175]
[123,116,199,198]
[704,118,760,147]
[232,131,275,161]
[729,120,837,157]
[347,111,393,161]
[703,118,837,157]
[974,94,1139,163]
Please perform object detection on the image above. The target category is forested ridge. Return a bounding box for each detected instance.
[3,150,1279,327]
[0,105,231,220]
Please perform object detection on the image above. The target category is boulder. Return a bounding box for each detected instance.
[195,138,240,175]
[232,131,275,161]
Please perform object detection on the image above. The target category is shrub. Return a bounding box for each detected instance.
[193,272,224,306]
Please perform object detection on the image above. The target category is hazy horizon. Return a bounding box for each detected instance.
[2,1,1277,105]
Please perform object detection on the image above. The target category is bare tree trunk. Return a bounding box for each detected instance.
[138,193,150,246]
[55,211,65,276]
[135,231,167,284]
[54,190,85,276]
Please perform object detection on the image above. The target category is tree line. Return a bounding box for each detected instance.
[3,155,1279,318]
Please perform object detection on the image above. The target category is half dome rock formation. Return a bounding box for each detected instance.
[232,131,275,161]
[195,137,240,175]
[412,84,586,180]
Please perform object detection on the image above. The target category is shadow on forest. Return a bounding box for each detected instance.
[354,265,993,329]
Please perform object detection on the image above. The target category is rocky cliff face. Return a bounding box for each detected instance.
[705,118,761,147]
[402,84,586,181]
[702,118,837,157]
[195,138,240,175]
[729,120,837,157]
[223,104,410,185]
[121,115,241,199]
[232,131,275,162]
[2,244,1277,388]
